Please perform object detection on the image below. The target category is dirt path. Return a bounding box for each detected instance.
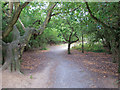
[45,44,96,88]
[2,44,118,88]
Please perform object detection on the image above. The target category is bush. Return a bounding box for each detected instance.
[73,43,106,53]
[26,28,64,50]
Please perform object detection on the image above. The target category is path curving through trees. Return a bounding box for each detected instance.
[2,44,117,88]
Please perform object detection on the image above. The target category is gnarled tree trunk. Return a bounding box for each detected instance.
[1,2,57,72]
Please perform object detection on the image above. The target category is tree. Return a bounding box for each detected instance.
[2,2,30,38]
[1,2,84,71]
[58,19,79,54]
[84,2,120,83]
[1,2,57,71]
[81,33,84,53]
[1,1,119,77]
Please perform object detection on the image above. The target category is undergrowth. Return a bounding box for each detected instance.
[72,43,106,53]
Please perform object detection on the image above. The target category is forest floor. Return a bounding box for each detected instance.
[2,44,118,88]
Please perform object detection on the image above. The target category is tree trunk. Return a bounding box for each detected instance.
[3,2,30,38]
[1,3,57,72]
[117,51,120,87]
[68,42,71,54]
[8,1,13,16]
[82,33,84,53]
[1,26,33,71]
[118,40,120,87]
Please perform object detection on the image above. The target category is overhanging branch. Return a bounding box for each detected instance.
[85,2,117,31]
[18,18,25,30]
[51,5,81,16]
[3,2,30,38]
[38,3,57,34]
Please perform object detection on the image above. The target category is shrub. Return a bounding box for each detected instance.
[73,43,106,53]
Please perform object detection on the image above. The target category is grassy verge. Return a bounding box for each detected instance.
[72,43,106,53]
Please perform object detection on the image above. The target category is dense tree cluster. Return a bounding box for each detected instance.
[1,1,120,79]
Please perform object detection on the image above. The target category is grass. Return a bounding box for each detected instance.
[40,47,47,50]
[30,75,33,79]
[72,43,106,53]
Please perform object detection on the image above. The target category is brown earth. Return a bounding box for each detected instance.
[2,44,118,88]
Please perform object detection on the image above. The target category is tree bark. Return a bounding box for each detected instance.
[61,20,79,54]
[118,46,120,88]
[85,2,120,86]
[68,42,71,54]
[18,18,25,30]
[8,1,13,15]
[1,3,57,71]
[118,1,120,88]
[3,2,30,38]
[82,33,84,53]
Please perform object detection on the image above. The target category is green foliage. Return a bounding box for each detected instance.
[2,2,119,60]
[30,75,33,79]
[73,43,105,53]
[2,2,119,52]
[2,32,13,43]
[27,28,63,50]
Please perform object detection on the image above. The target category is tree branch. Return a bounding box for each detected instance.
[32,20,41,25]
[71,33,79,44]
[38,3,57,34]
[85,2,117,31]
[8,1,13,15]
[2,8,11,18]
[60,29,69,42]
[71,38,79,44]
[3,2,30,38]
[2,2,8,8]
[18,18,25,30]
[67,20,74,42]
[51,5,81,16]
[66,20,79,43]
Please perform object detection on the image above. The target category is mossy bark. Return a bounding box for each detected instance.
[2,26,33,71]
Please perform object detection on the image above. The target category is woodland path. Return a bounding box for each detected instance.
[44,44,96,88]
[2,44,118,88]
